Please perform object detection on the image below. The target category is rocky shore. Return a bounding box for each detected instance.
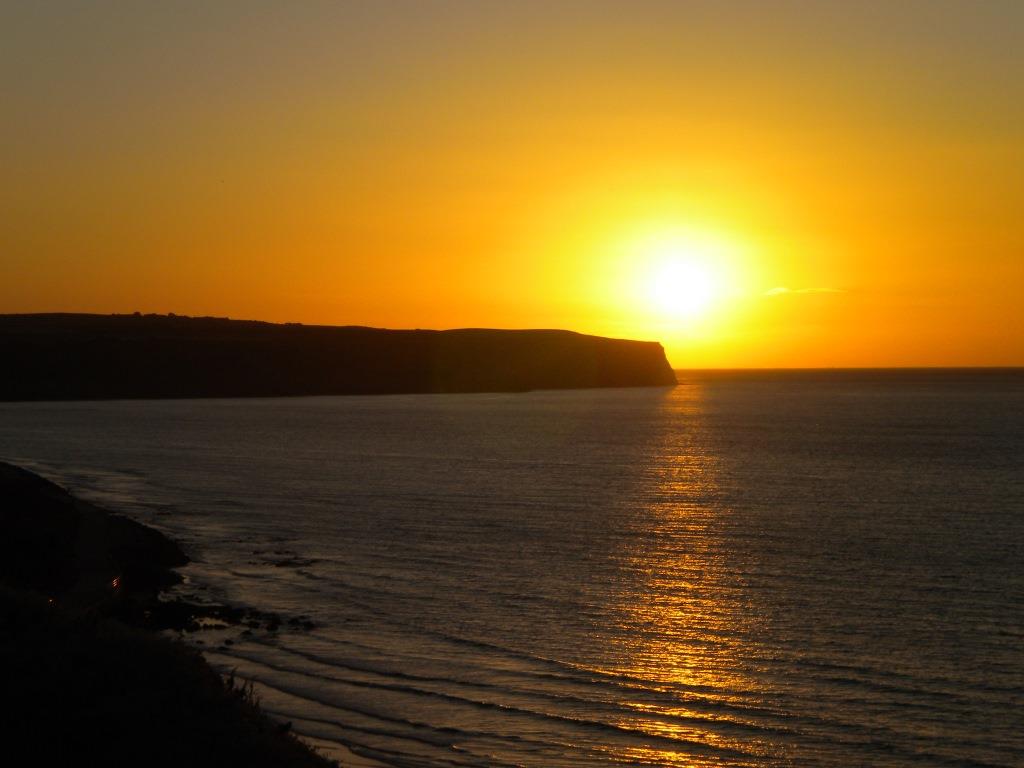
[0,461,338,767]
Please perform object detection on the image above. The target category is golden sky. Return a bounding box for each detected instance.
[3,1,1022,366]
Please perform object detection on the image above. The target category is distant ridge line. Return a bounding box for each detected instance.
[0,313,678,401]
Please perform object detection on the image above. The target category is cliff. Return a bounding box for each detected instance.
[0,313,677,400]
[0,462,337,767]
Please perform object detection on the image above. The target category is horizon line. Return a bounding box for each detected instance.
[673,366,1024,371]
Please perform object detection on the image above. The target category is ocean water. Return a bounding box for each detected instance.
[1,370,1022,767]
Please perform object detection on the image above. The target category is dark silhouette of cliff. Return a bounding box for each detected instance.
[0,314,677,401]
[0,462,336,767]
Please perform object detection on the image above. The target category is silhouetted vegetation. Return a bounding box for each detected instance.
[0,463,335,767]
[0,313,677,400]
[0,588,335,767]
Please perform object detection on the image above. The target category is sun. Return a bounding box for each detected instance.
[649,258,719,318]
[637,231,733,321]
[592,222,749,332]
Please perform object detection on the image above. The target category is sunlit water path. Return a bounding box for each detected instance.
[2,371,1022,766]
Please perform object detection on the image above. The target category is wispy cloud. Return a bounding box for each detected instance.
[764,286,845,297]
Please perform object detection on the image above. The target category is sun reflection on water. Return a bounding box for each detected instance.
[599,385,785,765]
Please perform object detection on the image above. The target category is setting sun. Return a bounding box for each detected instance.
[602,226,750,334]
[640,234,732,321]
[649,258,717,319]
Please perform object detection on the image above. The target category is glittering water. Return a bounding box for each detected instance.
[2,370,1022,767]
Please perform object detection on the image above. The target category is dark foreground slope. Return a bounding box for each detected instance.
[0,462,335,768]
[0,313,676,400]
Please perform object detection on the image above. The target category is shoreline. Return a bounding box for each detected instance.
[0,460,375,767]
[1,460,244,631]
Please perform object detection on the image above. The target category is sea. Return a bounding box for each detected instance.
[1,370,1022,767]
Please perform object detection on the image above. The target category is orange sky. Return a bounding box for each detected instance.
[3,2,1022,367]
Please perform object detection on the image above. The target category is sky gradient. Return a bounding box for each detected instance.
[3,1,1022,367]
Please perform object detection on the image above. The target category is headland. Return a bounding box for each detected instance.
[0,313,677,401]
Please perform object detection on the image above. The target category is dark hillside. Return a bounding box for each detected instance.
[0,313,677,400]
[0,462,337,767]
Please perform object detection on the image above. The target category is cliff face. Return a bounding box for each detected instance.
[0,314,677,400]
[0,461,339,768]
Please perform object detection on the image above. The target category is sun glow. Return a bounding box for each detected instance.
[630,229,743,323]
[649,258,719,319]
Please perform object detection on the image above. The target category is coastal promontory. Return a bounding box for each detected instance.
[0,313,677,401]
